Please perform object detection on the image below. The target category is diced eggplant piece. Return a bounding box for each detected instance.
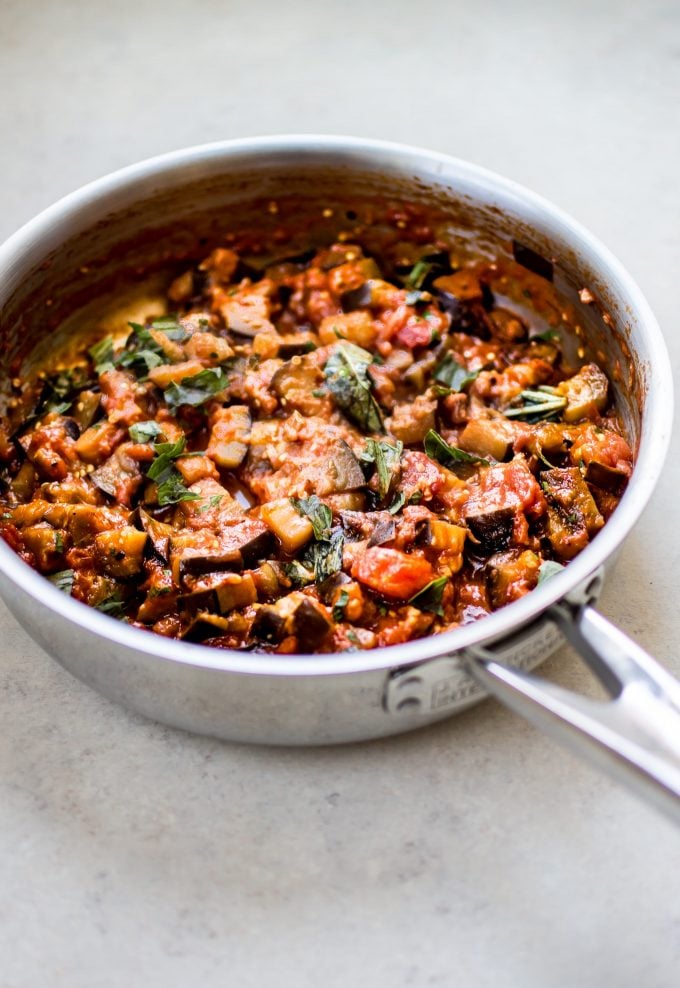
[207,405,251,469]
[417,519,467,553]
[340,283,373,310]
[61,417,81,440]
[220,293,275,336]
[555,363,609,423]
[250,561,284,600]
[271,354,325,415]
[178,520,273,577]
[94,526,148,579]
[11,461,37,502]
[385,396,436,445]
[458,417,514,461]
[261,499,314,553]
[182,612,233,643]
[71,390,101,431]
[136,507,174,562]
[367,517,396,547]
[276,332,318,358]
[316,440,365,496]
[324,492,366,512]
[488,549,541,608]
[541,467,604,560]
[21,524,67,571]
[251,605,288,644]
[584,459,627,494]
[293,598,333,651]
[465,508,515,554]
[180,572,257,614]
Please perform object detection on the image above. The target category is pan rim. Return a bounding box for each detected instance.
[0,134,672,678]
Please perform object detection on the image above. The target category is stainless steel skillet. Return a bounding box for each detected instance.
[0,136,677,821]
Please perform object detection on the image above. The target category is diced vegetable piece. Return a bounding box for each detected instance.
[71,390,101,431]
[466,508,515,553]
[176,520,273,577]
[207,405,251,468]
[184,332,233,364]
[293,598,333,651]
[541,467,604,559]
[220,292,274,336]
[418,518,467,553]
[148,360,205,390]
[316,440,365,496]
[147,328,185,363]
[261,498,314,553]
[75,420,124,464]
[136,508,174,562]
[351,546,434,599]
[319,311,377,348]
[488,550,541,608]
[167,270,194,303]
[271,355,325,415]
[22,524,67,571]
[94,527,148,579]
[182,612,233,643]
[432,270,484,301]
[555,363,609,422]
[385,396,436,445]
[584,459,628,493]
[11,461,37,502]
[458,417,514,461]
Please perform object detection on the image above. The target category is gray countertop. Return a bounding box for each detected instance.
[2,1,680,985]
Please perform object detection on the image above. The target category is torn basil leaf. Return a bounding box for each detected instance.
[424,429,489,469]
[406,259,434,290]
[291,495,332,540]
[129,421,164,443]
[537,560,565,585]
[89,336,116,375]
[164,367,227,409]
[433,354,479,392]
[96,593,128,620]
[302,530,344,583]
[362,438,403,499]
[408,575,448,617]
[156,472,201,507]
[48,569,74,594]
[323,343,384,433]
[388,491,406,515]
[332,589,350,622]
[283,560,315,588]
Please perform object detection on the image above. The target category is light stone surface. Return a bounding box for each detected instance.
[1,1,680,985]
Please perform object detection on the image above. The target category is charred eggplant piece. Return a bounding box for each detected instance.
[251,605,287,644]
[541,467,604,560]
[340,283,373,310]
[293,597,333,651]
[584,459,627,494]
[182,612,233,643]
[465,508,515,554]
[136,507,174,562]
[367,516,396,547]
[512,240,554,282]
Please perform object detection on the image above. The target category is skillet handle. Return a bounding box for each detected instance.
[465,603,680,825]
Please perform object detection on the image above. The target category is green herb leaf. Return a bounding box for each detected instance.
[96,593,128,620]
[54,531,64,553]
[129,420,164,443]
[332,589,350,622]
[433,354,479,392]
[291,495,333,540]
[164,367,227,409]
[302,530,345,583]
[156,472,201,507]
[147,437,187,481]
[150,316,189,341]
[388,491,406,515]
[117,347,164,376]
[424,430,489,469]
[530,327,560,342]
[409,576,449,617]
[89,336,116,374]
[283,560,316,588]
[323,343,384,434]
[406,259,434,290]
[537,560,565,585]
[48,569,74,594]
[362,439,403,499]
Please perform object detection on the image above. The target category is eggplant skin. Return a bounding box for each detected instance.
[465,508,515,554]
